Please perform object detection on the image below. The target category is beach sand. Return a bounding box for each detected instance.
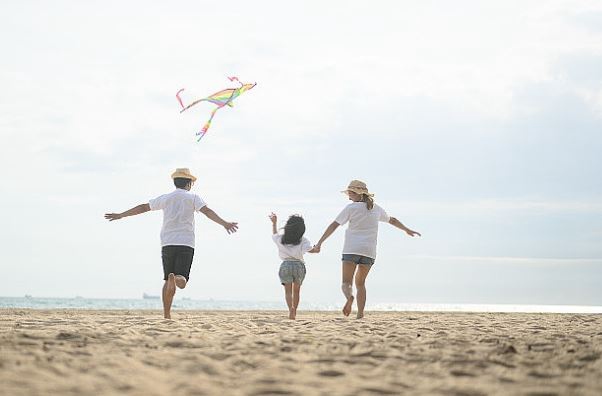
[1,310,601,395]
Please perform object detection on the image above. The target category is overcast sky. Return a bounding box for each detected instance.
[1,1,601,306]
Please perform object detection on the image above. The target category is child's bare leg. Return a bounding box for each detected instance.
[354,265,372,319]
[290,283,301,320]
[283,283,294,318]
[162,273,176,319]
[341,262,357,316]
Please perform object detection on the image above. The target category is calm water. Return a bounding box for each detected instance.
[1,297,601,313]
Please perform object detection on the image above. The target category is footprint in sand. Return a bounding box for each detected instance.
[318,369,345,377]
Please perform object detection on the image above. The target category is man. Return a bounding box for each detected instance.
[105,168,238,319]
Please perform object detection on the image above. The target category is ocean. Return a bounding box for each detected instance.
[1,296,601,313]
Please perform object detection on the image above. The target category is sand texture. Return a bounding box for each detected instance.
[1,309,601,395]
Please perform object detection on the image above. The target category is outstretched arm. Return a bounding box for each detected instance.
[105,204,150,221]
[389,217,421,237]
[200,206,238,234]
[313,221,340,252]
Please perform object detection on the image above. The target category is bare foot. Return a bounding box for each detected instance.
[289,308,296,320]
[342,296,354,316]
[174,275,187,289]
[356,312,364,319]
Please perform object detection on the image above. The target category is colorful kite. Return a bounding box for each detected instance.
[176,77,256,141]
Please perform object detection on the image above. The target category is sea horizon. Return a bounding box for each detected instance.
[1,296,601,313]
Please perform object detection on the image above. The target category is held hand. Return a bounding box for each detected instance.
[224,222,239,234]
[268,212,277,224]
[311,244,321,253]
[405,229,421,237]
[104,213,123,221]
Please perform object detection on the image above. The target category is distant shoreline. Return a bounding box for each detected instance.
[1,296,602,314]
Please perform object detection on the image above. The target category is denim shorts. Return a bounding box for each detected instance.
[342,254,375,266]
[279,260,306,285]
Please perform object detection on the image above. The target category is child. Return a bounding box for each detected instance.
[314,180,421,319]
[269,213,317,319]
[105,168,238,319]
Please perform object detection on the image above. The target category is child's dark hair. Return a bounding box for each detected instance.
[174,177,192,189]
[281,215,305,245]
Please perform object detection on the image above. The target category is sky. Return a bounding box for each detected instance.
[1,0,601,306]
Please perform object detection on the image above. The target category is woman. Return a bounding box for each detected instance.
[314,180,421,319]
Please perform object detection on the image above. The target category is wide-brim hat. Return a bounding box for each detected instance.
[341,179,374,197]
[171,168,197,182]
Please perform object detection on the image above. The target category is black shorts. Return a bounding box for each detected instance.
[161,245,194,281]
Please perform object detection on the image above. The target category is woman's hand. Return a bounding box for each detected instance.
[405,229,421,237]
[269,212,277,224]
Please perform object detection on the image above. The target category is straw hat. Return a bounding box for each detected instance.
[171,168,197,182]
[342,180,374,197]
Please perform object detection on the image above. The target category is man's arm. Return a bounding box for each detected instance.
[389,216,421,237]
[199,206,239,234]
[105,203,150,221]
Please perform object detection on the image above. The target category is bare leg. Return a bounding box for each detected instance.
[341,262,357,316]
[291,283,301,320]
[174,275,187,289]
[355,264,372,319]
[162,273,176,319]
[283,283,294,319]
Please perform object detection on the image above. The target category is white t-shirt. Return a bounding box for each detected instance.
[272,234,313,262]
[334,202,390,259]
[148,189,206,248]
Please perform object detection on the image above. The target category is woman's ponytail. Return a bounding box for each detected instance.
[363,194,374,210]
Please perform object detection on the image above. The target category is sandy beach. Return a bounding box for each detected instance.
[1,309,601,395]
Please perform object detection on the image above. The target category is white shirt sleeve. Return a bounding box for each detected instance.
[194,194,207,211]
[301,237,312,253]
[334,205,351,225]
[148,194,166,211]
[272,234,282,245]
[378,205,391,222]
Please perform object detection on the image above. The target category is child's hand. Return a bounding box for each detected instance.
[310,245,321,253]
[269,212,277,224]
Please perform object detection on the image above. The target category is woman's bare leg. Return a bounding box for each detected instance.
[341,262,357,316]
[354,264,372,319]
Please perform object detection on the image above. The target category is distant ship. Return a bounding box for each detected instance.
[142,293,160,299]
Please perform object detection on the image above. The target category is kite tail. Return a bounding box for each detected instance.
[176,89,186,110]
[228,76,243,87]
[196,106,220,141]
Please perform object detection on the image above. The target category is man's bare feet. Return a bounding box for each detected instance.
[342,296,354,316]
[289,308,296,320]
[174,275,187,289]
[356,312,364,319]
